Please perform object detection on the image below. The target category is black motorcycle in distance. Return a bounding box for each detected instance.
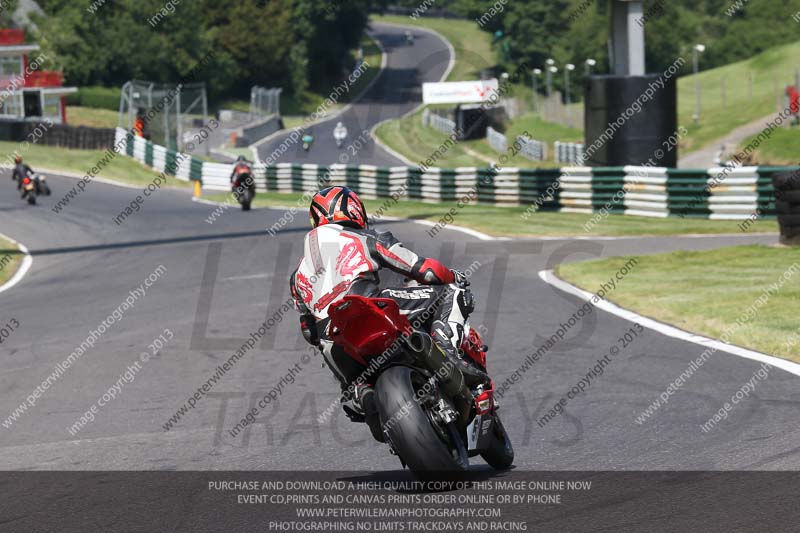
[231,163,255,211]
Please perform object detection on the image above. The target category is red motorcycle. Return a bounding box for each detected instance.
[328,293,513,475]
[231,163,255,211]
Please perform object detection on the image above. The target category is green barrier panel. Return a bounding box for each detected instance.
[439,169,457,202]
[190,157,203,182]
[475,168,493,203]
[345,166,361,191]
[519,168,561,208]
[315,166,331,190]
[375,168,391,198]
[165,149,178,175]
[291,164,304,192]
[125,133,135,156]
[407,167,423,200]
[590,168,629,209]
[266,165,278,191]
[666,168,710,217]
[144,141,154,167]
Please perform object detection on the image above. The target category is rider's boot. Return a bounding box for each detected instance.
[355,384,384,442]
[431,319,491,389]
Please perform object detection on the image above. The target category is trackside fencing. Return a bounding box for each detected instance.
[486,126,508,153]
[115,127,792,220]
[421,109,456,135]
[516,135,547,162]
[554,141,585,165]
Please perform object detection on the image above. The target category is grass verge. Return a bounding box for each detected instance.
[738,127,800,165]
[557,245,800,361]
[0,141,192,189]
[0,236,24,287]
[677,41,800,154]
[202,191,778,237]
[66,106,119,129]
[376,108,584,168]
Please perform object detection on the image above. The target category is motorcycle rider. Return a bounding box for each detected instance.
[229,155,251,184]
[301,129,314,151]
[289,186,489,435]
[12,155,34,197]
[333,121,348,147]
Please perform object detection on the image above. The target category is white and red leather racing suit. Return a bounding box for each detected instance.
[290,223,487,390]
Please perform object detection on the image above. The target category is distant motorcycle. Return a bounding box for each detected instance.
[20,173,50,205]
[302,133,314,152]
[231,163,255,211]
[406,31,414,45]
[334,122,348,148]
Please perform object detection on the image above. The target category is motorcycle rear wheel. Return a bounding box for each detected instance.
[375,366,469,475]
[27,194,36,205]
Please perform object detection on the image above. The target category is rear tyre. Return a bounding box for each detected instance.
[375,366,469,476]
[27,195,36,205]
[480,416,514,470]
[241,190,252,211]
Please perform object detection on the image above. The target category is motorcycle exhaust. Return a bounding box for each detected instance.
[406,331,474,429]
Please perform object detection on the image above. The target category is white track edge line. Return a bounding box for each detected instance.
[538,269,800,378]
[0,233,32,294]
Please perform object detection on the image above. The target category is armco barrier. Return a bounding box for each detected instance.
[115,127,795,220]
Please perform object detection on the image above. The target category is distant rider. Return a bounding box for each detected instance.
[12,155,33,195]
[302,130,314,150]
[229,155,252,184]
[333,122,348,146]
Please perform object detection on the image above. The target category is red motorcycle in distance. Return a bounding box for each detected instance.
[328,293,514,476]
[231,162,255,211]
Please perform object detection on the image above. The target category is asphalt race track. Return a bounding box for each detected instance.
[1,174,799,472]
[255,22,454,167]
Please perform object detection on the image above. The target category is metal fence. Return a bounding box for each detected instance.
[250,86,282,117]
[554,141,585,165]
[118,80,208,152]
[516,134,547,162]
[422,108,456,135]
[486,126,508,153]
